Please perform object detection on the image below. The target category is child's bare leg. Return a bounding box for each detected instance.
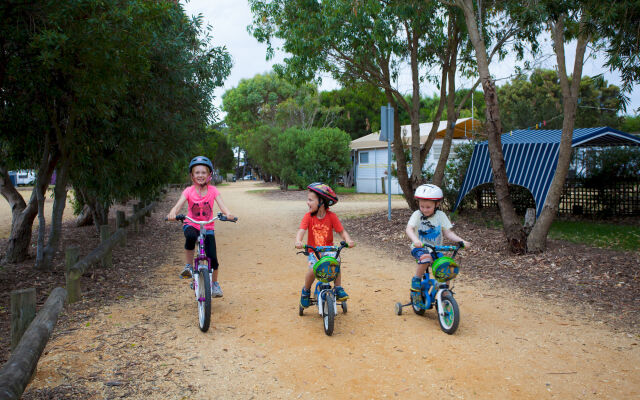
[212,269,218,283]
[304,268,315,290]
[414,253,432,277]
[335,272,342,287]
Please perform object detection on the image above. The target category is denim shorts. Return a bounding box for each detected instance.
[307,246,339,269]
[411,247,443,264]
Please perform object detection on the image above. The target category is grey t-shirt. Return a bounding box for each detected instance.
[407,209,453,247]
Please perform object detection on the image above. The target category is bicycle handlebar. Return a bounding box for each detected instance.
[164,212,238,224]
[422,241,464,258]
[297,241,350,260]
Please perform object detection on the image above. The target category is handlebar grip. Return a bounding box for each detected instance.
[458,241,464,248]
[175,214,185,222]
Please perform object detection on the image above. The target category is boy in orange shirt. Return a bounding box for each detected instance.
[295,183,355,308]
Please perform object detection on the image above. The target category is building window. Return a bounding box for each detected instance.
[359,151,370,164]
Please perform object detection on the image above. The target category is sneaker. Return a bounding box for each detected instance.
[300,287,311,308]
[211,282,223,298]
[335,286,349,301]
[180,264,192,279]
[411,276,421,292]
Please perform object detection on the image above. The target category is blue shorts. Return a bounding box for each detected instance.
[411,248,443,264]
[307,246,339,269]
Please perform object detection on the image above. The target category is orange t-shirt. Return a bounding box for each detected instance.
[299,210,344,247]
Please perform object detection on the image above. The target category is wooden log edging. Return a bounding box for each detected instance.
[64,201,156,303]
[0,287,67,400]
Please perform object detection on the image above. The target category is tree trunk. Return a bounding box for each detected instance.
[527,14,589,252]
[36,161,70,270]
[3,138,58,263]
[75,204,93,227]
[457,0,526,253]
[433,24,460,187]
[387,90,415,210]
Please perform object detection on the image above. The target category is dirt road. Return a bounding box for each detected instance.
[27,182,640,399]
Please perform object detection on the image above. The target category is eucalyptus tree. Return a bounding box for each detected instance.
[498,69,622,132]
[449,0,545,253]
[451,0,621,253]
[249,0,457,209]
[525,2,597,252]
[0,0,231,268]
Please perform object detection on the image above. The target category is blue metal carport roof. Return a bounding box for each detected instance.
[453,127,640,216]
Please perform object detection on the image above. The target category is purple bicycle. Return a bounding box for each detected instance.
[169,213,237,332]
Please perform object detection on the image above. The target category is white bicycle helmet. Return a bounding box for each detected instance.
[414,184,443,200]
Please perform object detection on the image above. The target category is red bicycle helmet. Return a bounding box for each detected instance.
[307,182,338,207]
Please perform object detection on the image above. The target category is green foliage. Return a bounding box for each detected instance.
[1,0,232,207]
[272,127,351,189]
[621,115,640,134]
[319,84,387,139]
[498,69,622,132]
[583,147,640,186]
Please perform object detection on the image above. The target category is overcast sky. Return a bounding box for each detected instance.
[183,0,640,120]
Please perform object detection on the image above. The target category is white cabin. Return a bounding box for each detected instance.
[349,118,480,194]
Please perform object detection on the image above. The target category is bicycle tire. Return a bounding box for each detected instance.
[197,267,212,332]
[437,292,459,334]
[323,291,335,336]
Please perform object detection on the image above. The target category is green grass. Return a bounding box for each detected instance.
[335,187,356,194]
[459,212,639,251]
[548,220,640,251]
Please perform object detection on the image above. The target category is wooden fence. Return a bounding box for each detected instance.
[468,179,640,216]
[0,200,156,400]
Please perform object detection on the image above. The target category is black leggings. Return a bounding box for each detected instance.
[183,225,219,270]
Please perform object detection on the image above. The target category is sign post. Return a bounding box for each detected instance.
[380,104,394,220]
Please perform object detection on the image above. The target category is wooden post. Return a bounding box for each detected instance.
[116,210,127,247]
[381,177,386,194]
[144,200,151,218]
[100,225,112,268]
[133,203,139,233]
[65,247,81,303]
[10,288,36,351]
[0,287,67,400]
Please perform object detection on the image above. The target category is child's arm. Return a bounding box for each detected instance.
[214,195,235,220]
[295,229,306,249]
[406,223,422,247]
[167,194,187,220]
[443,229,470,248]
[337,229,355,248]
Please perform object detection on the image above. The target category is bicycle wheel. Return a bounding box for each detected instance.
[197,267,212,332]
[412,292,426,315]
[322,291,335,336]
[437,292,460,334]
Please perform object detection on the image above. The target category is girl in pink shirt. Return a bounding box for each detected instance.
[167,156,235,297]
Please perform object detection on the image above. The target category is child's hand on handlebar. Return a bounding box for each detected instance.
[461,240,471,249]
[413,241,423,248]
[295,241,304,249]
[346,240,355,248]
[166,211,176,221]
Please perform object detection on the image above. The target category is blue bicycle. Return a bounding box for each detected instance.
[395,242,464,334]
[297,241,350,336]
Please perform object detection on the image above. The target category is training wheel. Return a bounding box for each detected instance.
[395,302,403,315]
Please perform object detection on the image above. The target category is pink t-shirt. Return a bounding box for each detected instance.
[182,185,220,231]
